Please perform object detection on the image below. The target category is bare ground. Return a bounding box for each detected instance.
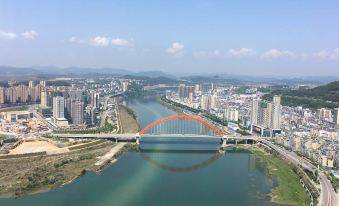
[0,141,115,197]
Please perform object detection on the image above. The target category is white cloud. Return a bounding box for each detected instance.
[69,36,85,44]
[313,48,339,60]
[228,48,256,57]
[167,42,184,54]
[0,30,17,40]
[21,30,38,39]
[261,49,296,59]
[111,38,131,46]
[90,36,110,47]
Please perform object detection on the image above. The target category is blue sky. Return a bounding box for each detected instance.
[0,0,339,76]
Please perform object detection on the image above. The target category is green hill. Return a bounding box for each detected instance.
[262,81,339,109]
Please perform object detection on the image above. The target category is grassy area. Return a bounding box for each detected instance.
[248,146,311,206]
[118,105,139,133]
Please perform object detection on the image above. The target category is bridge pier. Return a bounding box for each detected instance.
[220,137,227,148]
[135,133,140,145]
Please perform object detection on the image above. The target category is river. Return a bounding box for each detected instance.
[0,98,279,206]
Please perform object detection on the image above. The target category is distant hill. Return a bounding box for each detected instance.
[262,81,339,109]
[122,75,179,85]
[135,71,175,78]
[0,66,174,80]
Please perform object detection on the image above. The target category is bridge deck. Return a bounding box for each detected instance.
[52,133,257,141]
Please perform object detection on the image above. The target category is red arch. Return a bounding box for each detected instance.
[139,115,224,137]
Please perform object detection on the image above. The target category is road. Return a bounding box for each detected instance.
[51,133,258,141]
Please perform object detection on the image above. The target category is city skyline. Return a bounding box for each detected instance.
[1,0,339,76]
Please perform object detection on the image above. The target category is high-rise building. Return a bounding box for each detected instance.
[53,96,65,119]
[251,99,259,125]
[64,98,73,120]
[317,108,332,121]
[262,104,271,128]
[0,87,5,104]
[188,92,194,102]
[40,91,49,107]
[71,100,84,125]
[211,94,219,109]
[85,106,97,126]
[270,95,281,129]
[251,95,281,130]
[200,94,212,111]
[195,84,200,92]
[121,80,129,92]
[40,81,46,87]
[68,89,82,100]
[178,84,195,99]
[224,108,239,122]
[91,92,100,108]
[29,81,35,88]
[273,95,281,104]
[334,108,339,126]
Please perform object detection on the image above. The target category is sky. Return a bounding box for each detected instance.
[0,0,339,76]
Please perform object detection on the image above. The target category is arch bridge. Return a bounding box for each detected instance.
[53,115,257,147]
[135,115,254,147]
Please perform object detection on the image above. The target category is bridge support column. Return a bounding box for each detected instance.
[135,133,140,145]
[220,137,227,148]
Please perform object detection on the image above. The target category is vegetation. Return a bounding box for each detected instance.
[248,146,311,206]
[329,173,338,192]
[118,105,139,133]
[262,81,339,109]
[236,129,251,135]
[123,75,179,85]
[0,141,114,196]
[54,119,117,134]
[0,106,29,112]
[235,86,251,94]
[120,105,137,119]
[123,81,144,98]
[46,80,71,87]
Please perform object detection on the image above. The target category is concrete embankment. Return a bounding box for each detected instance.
[95,143,127,166]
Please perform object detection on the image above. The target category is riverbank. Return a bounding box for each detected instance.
[159,96,228,126]
[0,140,117,197]
[239,145,311,206]
[118,104,140,133]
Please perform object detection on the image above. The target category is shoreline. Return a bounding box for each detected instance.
[0,143,129,199]
[0,100,140,199]
[238,144,311,206]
